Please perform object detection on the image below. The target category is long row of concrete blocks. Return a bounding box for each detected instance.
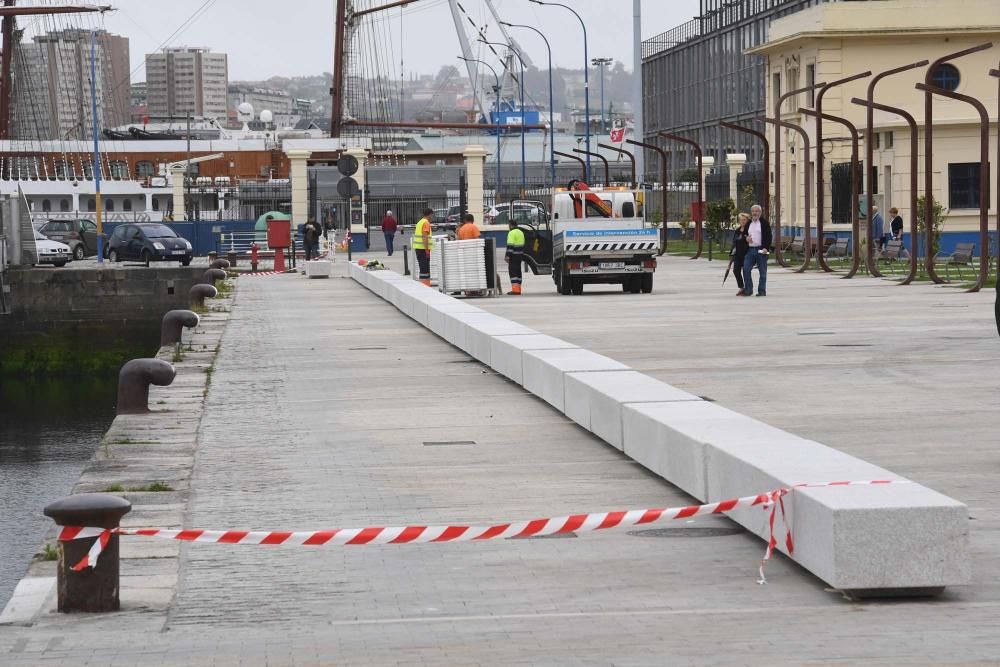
[348,265,969,596]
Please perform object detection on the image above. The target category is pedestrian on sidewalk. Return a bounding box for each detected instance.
[382,209,398,256]
[303,216,322,261]
[414,208,434,285]
[730,212,750,296]
[457,213,481,240]
[889,207,904,241]
[742,204,772,297]
[872,205,886,251]
[505,217,525,295]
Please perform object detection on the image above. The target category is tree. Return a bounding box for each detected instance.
[916,196,947,257]
[705,199,737,253]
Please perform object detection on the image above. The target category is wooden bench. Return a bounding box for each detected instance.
[878,239,905,273]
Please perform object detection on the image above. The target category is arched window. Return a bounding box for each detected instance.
[931,64,961,92]
[60,199,70,212]
[151,197,160,211]
[42,199,51,212]
[135,161,155,179]
[106,199,115,212]
[87,198,95,212]
[110,161,128,180]
[123,199,133,212]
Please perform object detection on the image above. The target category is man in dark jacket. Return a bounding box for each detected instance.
[302,216,322,261]
[381,210,398,256]
[742,204,773,297]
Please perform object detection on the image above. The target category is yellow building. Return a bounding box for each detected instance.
[749,0,999,248]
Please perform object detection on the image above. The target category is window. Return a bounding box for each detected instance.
[110,161,129,180]
[949,162,987,209]
[874,133,881,149]
[87,198,95,212]
[135,160,155,179]
[106,199,115,212]
[152,197,160,211]
[871,166,879,195]
[772,72,781,111]
[885,132,894,149]
[42,199,51,212]
[60,199,70,212]
[806,64,816,107]
[123,199,133,212]
[931,64,960,92]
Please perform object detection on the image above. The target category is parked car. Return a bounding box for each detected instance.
[39,218,98,261]
[106,223,192,266]
[485,203,544,225]
[33,229,71,267]
[444,205,463,229]
[431,208,450,230]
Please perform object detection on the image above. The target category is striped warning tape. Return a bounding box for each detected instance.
[58,480,906,581]
[242,271,290,278]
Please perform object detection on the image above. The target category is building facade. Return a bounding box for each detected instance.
[145,47,228,120]
[641,0,829,184]
[750,0,999,239]
[11,29,130,141]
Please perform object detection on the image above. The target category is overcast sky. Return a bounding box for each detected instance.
[79,0,701,82]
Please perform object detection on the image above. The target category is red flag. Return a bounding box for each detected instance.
[609,127,625,143]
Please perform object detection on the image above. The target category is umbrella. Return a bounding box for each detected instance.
[723,257,734,285]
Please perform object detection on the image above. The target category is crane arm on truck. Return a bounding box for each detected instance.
[566,180,613,218]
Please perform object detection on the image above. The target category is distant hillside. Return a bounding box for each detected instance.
[233,73,333,114]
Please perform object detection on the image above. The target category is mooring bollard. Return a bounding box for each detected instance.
[403,244,410,275]
[226,251,238,267]
[201,268,227,286]
[189,283,217,308]
[160,309,200,347]
[210,258,231,270]
[207,251,218,264]
[44,493,132,613]
[116,359,176,415]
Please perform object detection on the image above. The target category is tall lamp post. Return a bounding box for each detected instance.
[479,39,527,195]
[530,0,591,182]
[592,57,612,137]
[459,56,503,199]
[502,22,556,188]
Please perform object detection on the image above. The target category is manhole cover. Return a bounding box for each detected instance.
[422,440,476,446]
[511,532,577,540]
[627,527,744,538]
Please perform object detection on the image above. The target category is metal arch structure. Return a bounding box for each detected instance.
[659,132,704,260]
[625,138,668,254]
[598,143,636,188]
[763,117,812,274]
[813,71,871,273]
[916,82,991,293]
[719,120,770,237]
[573,149,609,186]
[990,66,1000,336]
[850,97,920,285]
[799,108,862,279]
[553,150,585,180]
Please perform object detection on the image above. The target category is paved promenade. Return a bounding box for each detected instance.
[2,257,999,665]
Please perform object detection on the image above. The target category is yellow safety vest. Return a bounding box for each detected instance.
[506,227,525,251]
[413,218,433,250]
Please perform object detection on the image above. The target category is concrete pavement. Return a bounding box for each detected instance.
[2,255,999,665]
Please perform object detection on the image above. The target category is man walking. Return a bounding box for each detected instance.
[457,213,481,240]
[505,217,525,295]
[302,216,322,261]
[872,205,886,251]
[413,208,434,286]
[381,209,398,256]
[742,204,772,297]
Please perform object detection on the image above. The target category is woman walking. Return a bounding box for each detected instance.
[730,212,750,296]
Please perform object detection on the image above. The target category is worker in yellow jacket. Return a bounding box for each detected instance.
[505,218,525,295]
[413,208,434,285]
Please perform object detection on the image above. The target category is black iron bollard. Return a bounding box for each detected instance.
[116,359,176,415]
[403,245,410,276]
[210,258,231,270]
[207,251,218,264]
[160,309,200,347]
[189,284,217,308]
[201,268,227,286]
[225,251,238,267]
[44,494,132,613]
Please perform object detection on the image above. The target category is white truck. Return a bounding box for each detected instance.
[499,181,660,295]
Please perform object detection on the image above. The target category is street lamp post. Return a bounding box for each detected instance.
[479,39,527,195]
[459,56,502,202]
[592,57,612,136]
[530,0,591,182]
[502,22,556,188]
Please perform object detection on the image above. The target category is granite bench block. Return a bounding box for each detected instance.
[427,302,484,339]
[489,334,579,385]
[566,371,701,450]
[449,312,538,363]
[521,348,629,412]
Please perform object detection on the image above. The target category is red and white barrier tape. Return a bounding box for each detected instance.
[58,480,906,582]
[243,271,288,278]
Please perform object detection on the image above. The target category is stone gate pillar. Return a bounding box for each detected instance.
[285,149,312,227]
[727,153,747,205]
[463,145,488,224]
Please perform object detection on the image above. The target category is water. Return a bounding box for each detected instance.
[0,377,117,609]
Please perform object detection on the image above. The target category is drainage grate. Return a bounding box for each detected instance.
[511,532,578,540]
[447,359,480,364]
[698,396,716,402]
[422,440,476,446]
[349,346,388,351]
[798,331,835,336]
[628,527,744,538]
[822,344,873,348]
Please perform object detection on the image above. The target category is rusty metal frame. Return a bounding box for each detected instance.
[719,121,770,220]
[800,108,862,278]
[851,97,920,284]
[921,45,992,283]
[990,66,1000,334]
[554,150,586,180]
[659,132,704,259]
[626,139,669,254]
[573,148,610,185]
[916,82,991,293]
[598,143,636,188]
[813,72,871,273]
[772,81,827,268]
[764,117,811,273]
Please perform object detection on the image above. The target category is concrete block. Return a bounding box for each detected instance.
[565,371,701,450]
[427,301,484,339]
[489,334,579,385]
[447,312,538,363]
[521,348,629,412]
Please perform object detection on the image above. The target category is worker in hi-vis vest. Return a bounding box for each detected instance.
[413,207,434,286]
[505,217,525,295]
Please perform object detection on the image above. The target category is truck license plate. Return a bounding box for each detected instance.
[599,262,625,270]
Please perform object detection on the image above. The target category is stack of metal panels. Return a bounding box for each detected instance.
[439,239,488,292]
